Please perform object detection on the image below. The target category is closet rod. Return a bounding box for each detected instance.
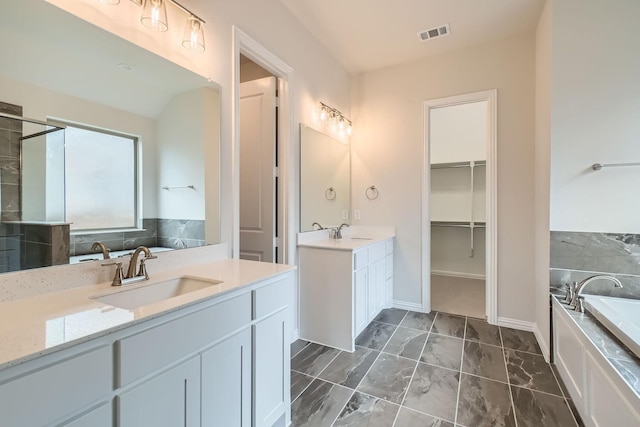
[431,160,486,169]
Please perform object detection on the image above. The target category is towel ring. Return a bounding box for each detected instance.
[325,187,336,200]
[365,186,379,200]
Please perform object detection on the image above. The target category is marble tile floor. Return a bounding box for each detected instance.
[290,308,582,427]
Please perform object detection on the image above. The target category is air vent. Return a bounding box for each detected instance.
[418,24,451,41]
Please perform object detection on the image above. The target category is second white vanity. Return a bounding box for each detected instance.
[298,228,395,352]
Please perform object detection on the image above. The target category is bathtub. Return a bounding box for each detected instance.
[583,295,640,358]
[70,246,174,264]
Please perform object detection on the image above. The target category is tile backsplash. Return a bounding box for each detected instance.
[550,231,640,299]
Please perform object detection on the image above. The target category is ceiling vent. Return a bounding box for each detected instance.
[418,24,451,41]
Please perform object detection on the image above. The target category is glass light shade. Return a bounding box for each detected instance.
[98,0,120,4]
[319,105,328,122]
[182,16,205,52]
[141,0,168,32]
[346,123,353,136]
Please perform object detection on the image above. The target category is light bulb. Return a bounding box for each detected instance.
[141,0,168,32]
[182,16,205,52]
[319,105,327,122]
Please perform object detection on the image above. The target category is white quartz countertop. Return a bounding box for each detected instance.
[0,259,295,370]
[298,235,393,251]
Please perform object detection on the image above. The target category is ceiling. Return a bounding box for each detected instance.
[279,0,546,74]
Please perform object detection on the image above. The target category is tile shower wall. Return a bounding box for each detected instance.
[0,102,22,222]
[550,231,640,299]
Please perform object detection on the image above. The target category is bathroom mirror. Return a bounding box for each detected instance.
[0,1,220,273]
[299,124,350,232]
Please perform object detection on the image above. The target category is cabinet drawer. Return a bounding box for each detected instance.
[253,277,292,319]
[0,345,112,427]
[385,239,393,255]
[354,249,369,270]
[369,243,386,262]
[117,293,251,386]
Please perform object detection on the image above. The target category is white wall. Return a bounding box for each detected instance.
[351,35,536,322]
[549,0,640,233]
[534,0,553,359]
[430,101,488,164]
[0,75,159,219]
[47,0,352,250]
[157,88,209,220]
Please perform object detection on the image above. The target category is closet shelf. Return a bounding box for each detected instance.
[431,160,486,170]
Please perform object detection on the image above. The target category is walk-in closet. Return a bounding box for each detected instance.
[426,95,494,319]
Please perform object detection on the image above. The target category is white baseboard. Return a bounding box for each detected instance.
[497,317,536,332]
[392,300,425,312]
[290,328,300,344]
[533,324,551,362]
[431,270,486,280]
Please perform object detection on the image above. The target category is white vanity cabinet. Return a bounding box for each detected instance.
[0,270,294,427]
[299,237,394,352]
[552,299,640,426]
[118,356,201,426]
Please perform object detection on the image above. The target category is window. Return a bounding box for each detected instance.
[63,124,138,231]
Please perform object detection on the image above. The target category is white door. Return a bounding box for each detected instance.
[239,76,277,262]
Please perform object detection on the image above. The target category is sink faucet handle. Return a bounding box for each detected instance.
[101,261,124,287]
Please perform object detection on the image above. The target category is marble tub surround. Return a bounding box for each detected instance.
[550,268,640,299]
[554,296,640,397]
[290,308,578,427]
[157,218,205,249]
[0,245,295,369]
[551,231,640,275]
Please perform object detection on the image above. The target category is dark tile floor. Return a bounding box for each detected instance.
[290,308,582,427]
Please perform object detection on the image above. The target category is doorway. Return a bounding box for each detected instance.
[239,56,278,262]
[422,90,497,323]
[232,27,295,265]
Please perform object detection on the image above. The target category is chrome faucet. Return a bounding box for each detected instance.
[91,242,110,260]
[569,275,623,312]
[333,223,350,239]
[102,246,156,286]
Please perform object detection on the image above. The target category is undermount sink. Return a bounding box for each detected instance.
[93,276,223,310]
[348,237,373,240]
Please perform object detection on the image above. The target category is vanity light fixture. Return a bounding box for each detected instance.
[141,0,168,32]
[99,0,206,52]
[319,102,353,137]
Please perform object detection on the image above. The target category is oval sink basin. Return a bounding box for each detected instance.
[93,276,222,310]
[349,237,373,240]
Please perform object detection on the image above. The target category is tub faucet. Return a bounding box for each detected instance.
[570,275,623,312]
[91,242,110,260]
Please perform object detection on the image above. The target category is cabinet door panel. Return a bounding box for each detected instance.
[354,268,368,335]
[254,309,289,427]
[118,357,200,427]
[202,328,252,427]
[62,401,112,427]
[374,259,386,312]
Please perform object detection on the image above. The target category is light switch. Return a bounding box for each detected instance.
[342,210,349,220]
[354,210,361,220]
